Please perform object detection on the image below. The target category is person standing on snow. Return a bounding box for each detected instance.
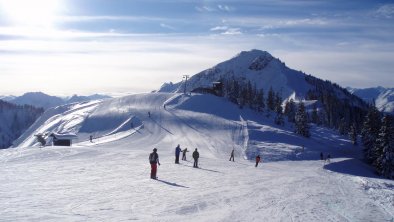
[193,148,199,168]
[149,148,160,179]
[229,149,235,162]
[175,144,182,164]
[320,152,324,160]
[182,148,189,161]
[255,155,261,167]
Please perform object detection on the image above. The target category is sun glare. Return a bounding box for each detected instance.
[0,0,62,27]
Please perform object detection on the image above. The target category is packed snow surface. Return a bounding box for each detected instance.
[1,93,393,221]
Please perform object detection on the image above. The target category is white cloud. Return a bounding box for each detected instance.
[210,26,228,31]
[160,23,176,30]
[195,6,216,12]
[222,28,242,35]
[218,5,234,12]
[375,4,394,18]
[282,18,327,26]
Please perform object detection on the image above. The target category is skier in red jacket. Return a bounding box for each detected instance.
[255,155,261,167]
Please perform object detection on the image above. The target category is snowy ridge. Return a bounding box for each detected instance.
[348,86,394,113]
[159,49,312,100]
[1,92,393,221]
[5,91,112,110]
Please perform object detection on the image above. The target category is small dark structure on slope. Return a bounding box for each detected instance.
[191,82,223,96]
[49,133,77,146]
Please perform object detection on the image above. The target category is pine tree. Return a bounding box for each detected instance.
[267,86,275,111]
[284,99,296,123]
[374,115,394,178]
[311,104,319,124]
[254,89,265,112]
[361,106,381,163]
[349,124,358,145]
[275,112,285,126]
[295,102,310,137]
[274,93,282,114]
[228,78,239,104]
[338,117,347,135]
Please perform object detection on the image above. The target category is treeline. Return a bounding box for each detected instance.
[0,100,44,148]
[361,106,394,179]
[219,76,310,138]
[215,75,393,179]
[305,74,368,134]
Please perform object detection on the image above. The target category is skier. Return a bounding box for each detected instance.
[193,148,199,168]
[255,155,261,167]
[320,152,324,160]
[182,148,189,161]
[175,144,182,164]
[89,135,93,143]
[229,149,235,162]
[149,148,160,179]
[148,111,151,118]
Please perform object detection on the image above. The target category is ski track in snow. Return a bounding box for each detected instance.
[1,93,393,222]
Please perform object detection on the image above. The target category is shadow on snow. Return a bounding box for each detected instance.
[156,179,189,188]
[181,163,224,174]
[324,158,380,179]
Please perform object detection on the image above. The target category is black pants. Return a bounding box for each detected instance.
[229,155,234,162]
[193,158,198,168]
[255,162,259,167]
[182,154,186,160]
[175,154,180,164]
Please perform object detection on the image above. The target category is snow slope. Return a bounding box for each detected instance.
[159,50,312,100]
[1,93,393,221]
[348,86,394,113]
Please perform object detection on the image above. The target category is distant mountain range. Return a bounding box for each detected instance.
[347,87,394,113]
[1,92,111,110]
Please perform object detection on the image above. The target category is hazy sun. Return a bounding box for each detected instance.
[0,0,62,27]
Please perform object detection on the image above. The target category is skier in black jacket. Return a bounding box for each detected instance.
[192,148,199,168]
[149,148,160,179]
[182,148,189,161]
[229,149,235,162]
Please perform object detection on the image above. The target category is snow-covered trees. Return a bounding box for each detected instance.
[0,100,44,148]
[284,99,296,123]
[267,87,275,111]
[295,102,310,138]
[349,124,358,145]
[361,106,381,164]
[374,115,394,179]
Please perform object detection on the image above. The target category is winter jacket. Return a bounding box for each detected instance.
[256,156,261,162]
[149,152,159,164]
[175,146,182,155]
[193,150,199,159]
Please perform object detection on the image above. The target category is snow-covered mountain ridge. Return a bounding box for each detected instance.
[159,49,311,99]
[159,49,369,131]
[2,92,393,221]
[159,50,363,105]
[4,92,111,110]
[347,86,394,113]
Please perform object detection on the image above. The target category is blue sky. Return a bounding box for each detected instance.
[0,0,393,96]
